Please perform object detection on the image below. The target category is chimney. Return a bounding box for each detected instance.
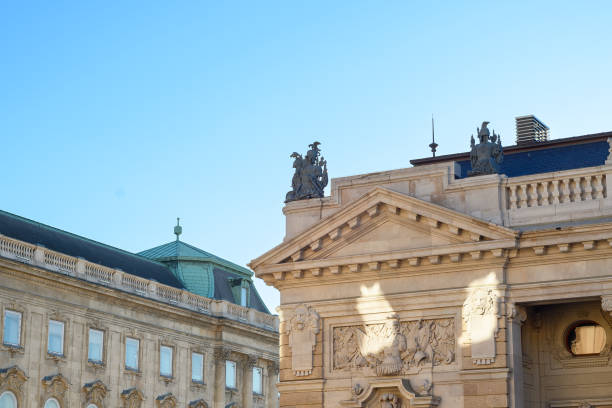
[515,115,549,145]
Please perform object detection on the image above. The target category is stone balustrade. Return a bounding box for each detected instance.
[506,168,607,210]
[0,234,278,331]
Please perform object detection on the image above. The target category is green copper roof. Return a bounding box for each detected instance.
[138,240,253,277]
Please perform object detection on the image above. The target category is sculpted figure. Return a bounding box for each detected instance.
[468,121,503,176]
[287,304,320,376]
[352,315,408,376]
[285,142,329,202]
[380,393,400,408]
[463,288,499,365]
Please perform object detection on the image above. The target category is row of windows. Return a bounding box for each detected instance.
[2,310,264,393]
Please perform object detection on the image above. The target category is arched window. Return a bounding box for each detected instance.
[86,405,98,408]
[43,398,60,408]
[0,391,17,408]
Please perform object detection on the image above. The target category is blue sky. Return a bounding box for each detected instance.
[2,1,611,311]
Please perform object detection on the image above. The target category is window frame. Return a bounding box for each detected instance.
[225,359,237,389]
[191,351,205,384]
[0,391,17,408]
[252,366,263,395]
[87,327,105,364]
[2,309,22,347]
[43,397,61,408]
[124,336,141,372]
[159,344,174,378]
[47,319,65,357]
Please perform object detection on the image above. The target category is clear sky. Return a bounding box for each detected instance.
[2,1,611,312]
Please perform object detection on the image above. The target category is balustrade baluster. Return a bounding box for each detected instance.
[551,180,560,204]
[509,186,518,209]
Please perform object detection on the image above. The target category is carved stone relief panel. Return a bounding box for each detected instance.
[286,304,319,376]
[340,378,440,408]
[121,388,144,408]
[333,315,455,376]
[462,288,499,365]
[0,365,28,404]
[82,380,108,408]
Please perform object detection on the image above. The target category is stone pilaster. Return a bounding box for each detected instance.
[507,303,527,408]
[242,355,258,408]
[266,361,279,408]
[213,348,231,408]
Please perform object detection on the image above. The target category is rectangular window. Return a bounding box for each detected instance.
[125,337,139,370]
[192,352,204,382]
[253,366,263,394]
[2,310,21,346]
[160,345,173,377]
[47,320,64,355]
[88,329,104,362]
[240,286,247,307]
[225,360,236,388]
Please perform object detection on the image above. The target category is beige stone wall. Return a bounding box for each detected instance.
[252,161,612,408]
[0,257,279,408]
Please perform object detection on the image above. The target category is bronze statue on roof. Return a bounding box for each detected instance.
[285,142,329,203]
[468,121,503,176]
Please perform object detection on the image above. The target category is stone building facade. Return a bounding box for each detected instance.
[0,213,279,408]
[251,130,612,408]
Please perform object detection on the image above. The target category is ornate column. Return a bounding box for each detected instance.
[242,355,258,408]
[213,348,231,408]
[266,361,279,408]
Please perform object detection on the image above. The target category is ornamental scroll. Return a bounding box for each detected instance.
[333,315,455,375]
[287,304,320,376]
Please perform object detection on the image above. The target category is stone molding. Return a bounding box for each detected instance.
[0,233,278,332]
[287,304,319,376]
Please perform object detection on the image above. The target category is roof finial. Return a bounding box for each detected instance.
[429,114,438,157]
[174,217,182,241]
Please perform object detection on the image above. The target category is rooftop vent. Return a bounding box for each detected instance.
[515,115,549,145]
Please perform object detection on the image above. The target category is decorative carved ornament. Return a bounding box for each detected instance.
[340,378,440,408]
[41,373,70,401]
[189,399,209,408]
[156,393,177,408]
[0,365,28,395]
[246,355,259,369]
[468,121,503,176]
[121,388,144,408]
[285,142,328,203]
[214,347,232,362]
[333,315,455,376]
[83,380,108,407]
[463,288,499,365]
[287,304,320,376]
[602,295,612,315]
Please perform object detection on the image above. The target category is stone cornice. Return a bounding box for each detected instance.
[0,234,278,333]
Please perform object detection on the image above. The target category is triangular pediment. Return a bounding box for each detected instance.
[250,187,517,275]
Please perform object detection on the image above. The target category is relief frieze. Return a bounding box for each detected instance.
[333,315,455,375]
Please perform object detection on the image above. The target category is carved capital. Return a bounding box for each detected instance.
[269,361,280,376]
[507,304,527,325]
[121,388,144,408]
[213,347,232,362]
[246,355,259,369]
[156,392,177,408]
[602,295,612,314]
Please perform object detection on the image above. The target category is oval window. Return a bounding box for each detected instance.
[566,322,607,355]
